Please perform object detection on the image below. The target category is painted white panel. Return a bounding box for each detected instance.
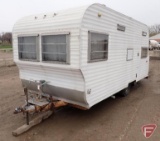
[80,4,149,107]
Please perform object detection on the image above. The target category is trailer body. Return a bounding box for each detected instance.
[13,3,149,109]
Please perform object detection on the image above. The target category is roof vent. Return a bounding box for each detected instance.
[35,16,38,20]
[43,15,47,19]
[53,13,57,17]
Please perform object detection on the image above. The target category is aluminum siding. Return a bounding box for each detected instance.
[13,3,149,108]
[12,5,89,107]
[80,4,149,107]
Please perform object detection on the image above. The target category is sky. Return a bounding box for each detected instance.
[0,0,160,32]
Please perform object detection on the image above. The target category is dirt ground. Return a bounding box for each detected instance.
[0,59,160,141]
[0,51,13,60]
[0,51,14,67]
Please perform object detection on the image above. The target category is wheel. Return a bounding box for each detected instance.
[120,86,130,97]
[131,81,137,86]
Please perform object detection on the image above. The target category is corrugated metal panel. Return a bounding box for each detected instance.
[80,4,149,107]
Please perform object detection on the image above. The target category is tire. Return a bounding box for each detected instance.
[131,81,137,86]
[120,86,130,97]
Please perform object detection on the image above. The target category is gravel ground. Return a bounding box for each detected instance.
[0,59,160,141]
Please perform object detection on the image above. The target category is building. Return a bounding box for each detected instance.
[150,33,160,43]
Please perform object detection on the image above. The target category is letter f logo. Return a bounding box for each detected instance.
[142,124,157,138]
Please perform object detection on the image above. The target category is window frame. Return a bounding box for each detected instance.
[41,34,70,64]
[88,31,109,63]
[18,35,39,62]
[141,47,148,58]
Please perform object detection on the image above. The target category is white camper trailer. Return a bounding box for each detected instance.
[13,3,149,110]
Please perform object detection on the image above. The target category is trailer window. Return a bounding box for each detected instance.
[42,34,69,63]
[18,36,38,61]
[88,32,108,62]
[141,47,148,58]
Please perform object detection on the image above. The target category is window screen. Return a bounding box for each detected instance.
[18,36,38,60]
[88,32,108,62]
[42,34,69,63]
[141,47,148,58]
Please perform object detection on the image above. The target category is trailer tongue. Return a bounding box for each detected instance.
[13,82,68,136]
[14,88,68,115]
[13,80,86,136]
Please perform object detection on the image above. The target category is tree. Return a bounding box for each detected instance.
[149,24,160,37]
[0,34,2,44]
[1,32,12,44]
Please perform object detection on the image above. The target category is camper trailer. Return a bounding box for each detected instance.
[13,3,149,110]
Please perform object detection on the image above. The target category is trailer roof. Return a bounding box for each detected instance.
[13,4,89,33]
[13,3,147,33]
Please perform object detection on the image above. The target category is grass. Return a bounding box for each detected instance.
[0,45,12,49]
